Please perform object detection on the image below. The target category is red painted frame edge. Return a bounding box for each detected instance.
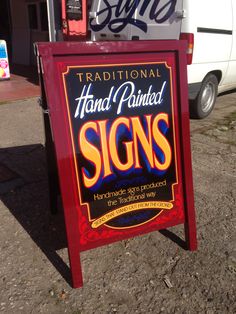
[35,40,197,288]
[176,45,197,251]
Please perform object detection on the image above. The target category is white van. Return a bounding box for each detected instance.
[89,0,236,118]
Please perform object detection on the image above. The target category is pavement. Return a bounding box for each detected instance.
[0,92,235,313]
[0,65,40,102]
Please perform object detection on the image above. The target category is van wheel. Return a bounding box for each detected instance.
[190,74,218,119]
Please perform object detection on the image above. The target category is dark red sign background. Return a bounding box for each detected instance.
[36,41,197,288]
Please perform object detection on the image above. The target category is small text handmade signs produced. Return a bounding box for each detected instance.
[36,41,197,288]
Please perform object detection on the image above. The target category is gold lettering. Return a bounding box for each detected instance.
[94,72,102,81]
[76,72,84,82]
[86,72,93,82]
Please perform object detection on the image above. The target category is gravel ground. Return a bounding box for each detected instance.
[0,92,235,314]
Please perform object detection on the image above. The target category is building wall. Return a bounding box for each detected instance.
[10,0,49,65]
[11,0,29,64]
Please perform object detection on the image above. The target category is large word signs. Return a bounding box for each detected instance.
[36,41,197,288]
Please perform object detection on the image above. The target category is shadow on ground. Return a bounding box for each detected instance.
[11,64,39,85]
[0,144,187,286]
[0,144,71,285]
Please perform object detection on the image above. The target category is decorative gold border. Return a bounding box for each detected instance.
[62,61,179,230]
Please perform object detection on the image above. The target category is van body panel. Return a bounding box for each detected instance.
[221,0,236,86]
[90,0,183,40]
[187,62,229,85]
[89,0,236,111]
[180,0,236,97]
[193,33,232,64]
[182,0,233,32]
[130,0,183,40]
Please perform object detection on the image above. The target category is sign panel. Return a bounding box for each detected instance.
[36,41,197,288]
[63,61,181,232]
[0,40,10,80]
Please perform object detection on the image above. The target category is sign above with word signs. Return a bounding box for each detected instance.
[36,41,197,288]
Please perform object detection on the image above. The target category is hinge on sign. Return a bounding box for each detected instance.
[43,109,50,114]
[38,97,43,108]
[38,97,49,114]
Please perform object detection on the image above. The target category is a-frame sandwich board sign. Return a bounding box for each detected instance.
[36,40,197,288]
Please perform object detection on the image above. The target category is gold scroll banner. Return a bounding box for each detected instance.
[91,201,173,229]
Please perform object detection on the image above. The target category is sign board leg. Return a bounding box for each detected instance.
[68,249,83,288]
[184,219,197,251]
[183,173,197,251]
[43,112,60,215]
[38,59,61,215]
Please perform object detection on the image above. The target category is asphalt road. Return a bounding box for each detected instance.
[0,92,235,314]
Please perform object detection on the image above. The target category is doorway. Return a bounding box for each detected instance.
[0,0,12,61]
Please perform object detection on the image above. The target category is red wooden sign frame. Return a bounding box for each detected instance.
[36,41,197,288]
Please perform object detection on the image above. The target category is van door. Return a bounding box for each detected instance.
[90,0,183,41]
[221,0,236,88]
